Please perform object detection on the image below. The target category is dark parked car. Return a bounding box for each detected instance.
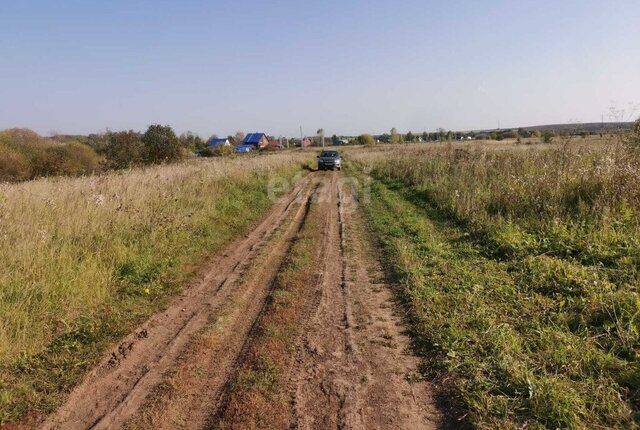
[317,150,342,171]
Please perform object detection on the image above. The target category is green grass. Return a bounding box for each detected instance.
[0,154,310,424]
[347,144,639,429]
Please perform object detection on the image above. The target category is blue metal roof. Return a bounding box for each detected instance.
[235,144,254,153]
[242,133,266,145]
[207,138,228,147]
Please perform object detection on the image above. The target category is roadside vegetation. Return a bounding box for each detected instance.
[0,125,224,183]
[0,152,311,424]
[349,132,640,428]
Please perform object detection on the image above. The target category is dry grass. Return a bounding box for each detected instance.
[0,151,312,423]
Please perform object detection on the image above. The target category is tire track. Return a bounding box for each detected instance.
[291,171,359,430]
[41,175,314,430]
[205,182,318,429]
[290,170,441,430]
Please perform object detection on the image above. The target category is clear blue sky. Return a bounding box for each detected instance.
[1,0,639,137]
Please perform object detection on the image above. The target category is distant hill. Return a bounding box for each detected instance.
[478,122,634,134]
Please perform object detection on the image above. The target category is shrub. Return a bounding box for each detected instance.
[0,128,44,146]
[0,145,31,181]
[142,124,182,164]
[31,144,101,177]
[0,128,102,181]
[179,132,205,152]
[103,130,145,169]
[543,131,555,143]
[356,134,375,146]
[202,144,234,157]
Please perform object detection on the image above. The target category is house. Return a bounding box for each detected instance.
[235,144,254,154]
[207,138,230,147]
[300,138,312,148]
[242,133,270,149]
[267,140,284,149]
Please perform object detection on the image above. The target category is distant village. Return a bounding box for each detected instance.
[202,132,350,155]
[201,121,634,155]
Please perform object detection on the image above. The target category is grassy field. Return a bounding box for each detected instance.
[0,151,311,423]
[347,139,639,429]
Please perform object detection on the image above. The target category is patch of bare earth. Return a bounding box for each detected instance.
[289,173,441,430]
[211,174,329,430]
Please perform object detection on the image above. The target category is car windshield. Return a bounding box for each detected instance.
[320,151,339,157]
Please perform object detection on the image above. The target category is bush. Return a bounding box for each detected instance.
[179,132,205,152]
[201,144,234,157]
[0,129,102,181]
[103,130,145,169]
[31,144,101,177]
[142,125,182,164]
[357,134,376,146]
[543,131,555,143]
[0,145,31,181]
[1,128,44,146]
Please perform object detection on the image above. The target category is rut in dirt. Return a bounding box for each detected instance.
[42,175,317,430]
[288,172,441,430]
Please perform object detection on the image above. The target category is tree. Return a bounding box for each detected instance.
[233,131,245,145]
[390,128,403,144]
[179,131,205,152]
[103,130,144,169]
[405,131,415,142]
[332,134,339,145]
[422,131,428,142]
[142,124,182,163]
[357,134,375,146]
[542,131,555,144]
[379,133,391,143]
[317,128,325,147]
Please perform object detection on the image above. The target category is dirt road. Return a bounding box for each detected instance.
[41,171,441,430]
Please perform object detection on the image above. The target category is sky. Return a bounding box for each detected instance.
[1,0,639,138]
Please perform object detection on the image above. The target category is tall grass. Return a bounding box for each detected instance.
[349,140,640,428]
[0,152,310,423]
[370,141,640,278]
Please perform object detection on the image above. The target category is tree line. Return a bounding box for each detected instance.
[0,125,229,182]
